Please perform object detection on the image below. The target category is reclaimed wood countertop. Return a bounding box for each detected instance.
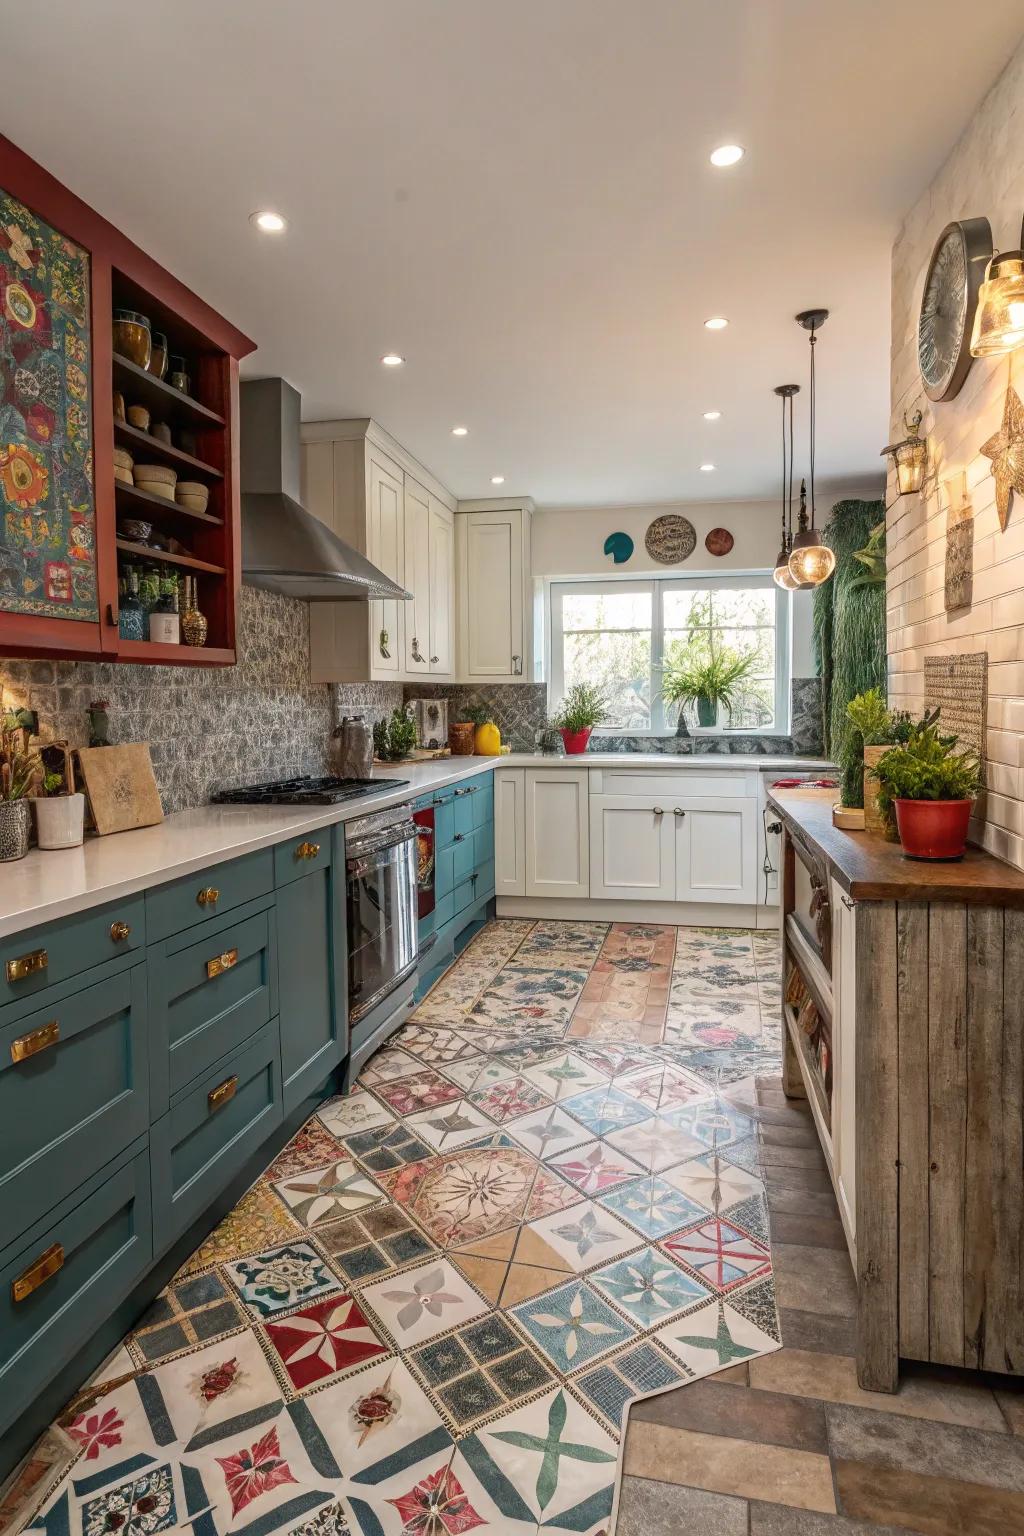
[767,784,1024,905]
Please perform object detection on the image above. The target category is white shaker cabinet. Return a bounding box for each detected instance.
[427,497,454,674]
[494,769,526,896]
[524,768,589,898]
[674,797,757,904]
[403,477,431,674]
[456,502,532,681]
[589,796,675,901]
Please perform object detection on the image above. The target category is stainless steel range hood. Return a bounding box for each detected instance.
[240,377,410,602]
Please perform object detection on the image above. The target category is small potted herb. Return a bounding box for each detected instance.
[373,707,418,763]
[873,718,981,860]
[844,690,911,833]
[661,648,756,729]
[0,699,39,861]
[549,683,609,754]
[34,764,86,850]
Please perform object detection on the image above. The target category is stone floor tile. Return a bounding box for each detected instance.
[616,1476,749,1536]
[767,1184,841,1220]
[749,1349,1007,1432]
[763,1162,835,1197]
[758,1142,830,1170]
[997,1387,1024,1436]
[772,1243,858,1317]
[834,1456,1024,1534]
[768,1211,850,1251]
[757,1118,822,1148]
[623,1423,837,1513]
[630,1376,828,1454]
[825,1401,1024,1491]
[777,1306,858,1357]
[749,1501,909,1535]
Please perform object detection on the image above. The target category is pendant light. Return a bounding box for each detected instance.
[772,383,802,590]
[788,309,836,587]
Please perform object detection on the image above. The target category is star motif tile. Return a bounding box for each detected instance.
[523,1199,640,1271]
[654,1295,781,1376]
[598,1174,707,1240]
[404,1099,497,1151]
[661,1151,764,1213]
[663,1097,754,1150]
[511,1280,636,1373]
[468,1074,551,1123]
[263,1292,389,1391]
[604,1114,706,1172]
[613,1062,710,1112]
[273,1159,383,1226]
[559,1084,653,1137]
[589,1246,710,1327]
[520,1051,607,1101]
[544,1138,645,1195]
[361,1258,489,1347]
[662,1215,772,1292]
[503,1102,592,1158]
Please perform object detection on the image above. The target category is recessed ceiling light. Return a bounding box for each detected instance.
[710,144,744,168]
[703,410,722,420]
[380,353,405,367]
[452,425,468,436]
[700,463,716,472]
[704,316,728,330]
[491,475,505,485]
[250,210,287,233]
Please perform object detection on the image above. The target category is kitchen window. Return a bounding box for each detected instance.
[548,574,789,734]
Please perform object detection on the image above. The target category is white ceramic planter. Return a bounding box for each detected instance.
[34,792,85,849]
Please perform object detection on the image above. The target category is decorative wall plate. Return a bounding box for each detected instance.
[705,527,734,557]
[644,514,695,565]
[603,531,634,564]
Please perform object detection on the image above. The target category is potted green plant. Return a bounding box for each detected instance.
[844,689,907,833]
[661,648,757,729]
[34,765,86,850]
[0,699,39,862]
[549,682,609,754]
[372,707,419,763]
[873,718,981,860]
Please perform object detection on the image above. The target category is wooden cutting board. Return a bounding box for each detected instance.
[75,744,164,834]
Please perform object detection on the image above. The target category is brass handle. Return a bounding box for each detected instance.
[5,948,48,984]
[653,806,664,816]
[673,808,685,817]
[12,1242,64,1303]
[296,841,321,860]
[110,921,131,942]
[411,638,424,662]
[11,1020,60,1064]
[379,628,391,659]
[208,1075,238,1111]
[206,948,238,980]
[197,887,219,907]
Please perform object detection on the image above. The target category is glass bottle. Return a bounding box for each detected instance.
[118,566,146,641]
[149,568,181,644]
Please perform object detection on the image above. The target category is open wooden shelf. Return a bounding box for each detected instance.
[785,914,833,1023]
[784,1001,833,1143]
[114,420,223,480]
[115,480,223,527]
[116,638,236,667]
[115,537,225,575]
[112,352,225,428]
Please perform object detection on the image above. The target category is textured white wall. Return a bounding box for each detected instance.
[888,40,1024,868]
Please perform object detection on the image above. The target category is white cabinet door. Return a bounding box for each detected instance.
[589,796,675,901]
[673,797,757,904]
[494,769,526,896]
[832,879,857,1249]
[369,455,404,677]
[525,769,589,899]
[427,498,454,675]
[403,478,430,674]
[458,510,524,679]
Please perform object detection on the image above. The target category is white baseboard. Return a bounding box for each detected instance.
[495,896,780,927]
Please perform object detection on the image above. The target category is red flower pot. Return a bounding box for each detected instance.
[893,798,973,860]
[560,727,593,755]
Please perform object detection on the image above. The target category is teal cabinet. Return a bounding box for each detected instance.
[0,894,144,1014]
[415,771,495,999]
[0,966,148,1239]
[146,849,274,943]
[274,830,331,888]
[277,858,345,1112]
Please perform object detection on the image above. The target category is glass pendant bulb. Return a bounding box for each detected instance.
[788,534,836,586]
[970,251,1024,357]
[773,547,801,590]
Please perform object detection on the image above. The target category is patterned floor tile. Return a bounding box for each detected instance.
[468,1073,551,1123]
[511,1280,637,1373]
[662,1152,765,1214]
[263,1293,389,1392]
[360,1258,490,1347]
[372,1068,463,1116]
[273,1160,384,1226]
[599,1174,709,1241]
[317,1090,395,1139]
[129,1272,244,1366]
[606,1115,706,1171]
[520,1050,608,1101]
[560,1085,654,1138]
[589,1246,711,1328]
[545,1138,647,1195]
[224,1241,343,1319]
[342,1121,433,1173]
[662,1215,773,1293]
[524,1200,642,1271]
[503,1102,593,1157]
[402,1099,498,1151]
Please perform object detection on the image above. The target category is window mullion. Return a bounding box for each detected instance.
[651,579,665,734]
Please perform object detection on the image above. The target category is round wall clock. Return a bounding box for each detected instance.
[917,217,992,402]
[645,514,695,564]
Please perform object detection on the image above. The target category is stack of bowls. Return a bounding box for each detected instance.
[134,463,177,500]
[113,447,134,486]
[175,480,209,514]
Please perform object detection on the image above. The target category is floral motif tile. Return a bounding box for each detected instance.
[468,1073,550,1123]
[361,1259,490,1347]
[544,1139,646,1195]
[273,1159,383,1225]
[589,1246,710,1327]
[317,1090,395,1140]
[512,1280,636,1373]
[358,1046,423,1085]
[373,1067,463,1116]
[520,1050,607,1101]
[469,965,590,1031]
[598,1175,708,1241]
[559,1084,653,1138]
[224,1241,342,1319]
[524,1199,640,1271]
[263,1293,389,1391]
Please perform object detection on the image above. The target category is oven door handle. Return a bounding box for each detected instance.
[346,822,418,864]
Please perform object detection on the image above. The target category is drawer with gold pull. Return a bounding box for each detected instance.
[148,905,275,1111]
[0,967,149,1241]
[152,1022,281,1245]
[145,849,274,942]
[0,1143,151,1431]
[1,895,145,1014]
[274,829,333,888]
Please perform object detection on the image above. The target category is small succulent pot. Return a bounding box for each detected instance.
[560,727,592,755]
[894,798,973,861]
[34,792,85,850]
[0,800,32,861]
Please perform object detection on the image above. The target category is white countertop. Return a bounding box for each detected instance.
[0,751,833,938]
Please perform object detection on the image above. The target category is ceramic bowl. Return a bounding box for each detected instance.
[119,519,153,543]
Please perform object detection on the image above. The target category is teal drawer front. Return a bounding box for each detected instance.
[435,844,455,899]
[452,831,474,882]
[151,1022,282,1249]
[146,849,274,943]
[434,890,454,930]
[473,824,494,869]
[149,899,276,1112]
[477,858,495,898]
[274,830,332,890]
[472,780,494,829]
[0,1140,151,1436]
[277,865,344,1112]
[435,795,455,849]
[0,967,148,1241]
[454,876,477,917]
[453,789,475,838]
[0,895,144,1014]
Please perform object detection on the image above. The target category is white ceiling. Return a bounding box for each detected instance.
[6,1,1022,507]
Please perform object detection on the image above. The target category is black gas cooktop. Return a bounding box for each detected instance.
[211,775,408,806]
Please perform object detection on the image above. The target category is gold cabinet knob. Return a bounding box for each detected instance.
[296,841,321,860]
[197,887,220,907]
[110,921,131,941]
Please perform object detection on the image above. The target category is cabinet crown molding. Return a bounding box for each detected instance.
[300,417,456,511]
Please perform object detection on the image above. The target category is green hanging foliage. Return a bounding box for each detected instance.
[813,499,887,806]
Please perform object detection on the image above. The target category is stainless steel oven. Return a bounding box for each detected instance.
[345,802,419,1024]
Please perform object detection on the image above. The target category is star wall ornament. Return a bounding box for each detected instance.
[980,383,1024,531]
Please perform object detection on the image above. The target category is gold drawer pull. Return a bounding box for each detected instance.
[206,948,238,980]
[197,887,220,907]
[5,948,48,984]
[296,841,321,860]
[11,1020,60,1064]
[208,1075,238,1111]
[110,921,132,942]
[12,1243,64,1303]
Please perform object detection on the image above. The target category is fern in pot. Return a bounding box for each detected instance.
[0,700,39,862]
[873,718,981,860]
[549,683,609,754]
[662,647,756,730]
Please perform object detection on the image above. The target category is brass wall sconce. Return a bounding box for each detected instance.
[971,217,1024,358]
[880,409,927,496]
